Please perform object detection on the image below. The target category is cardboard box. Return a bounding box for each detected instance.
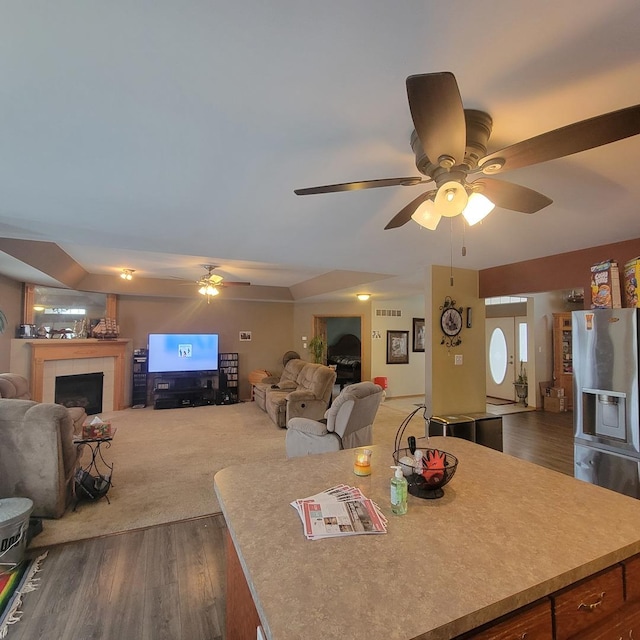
[544,396,566,413]
[539,382,564,398]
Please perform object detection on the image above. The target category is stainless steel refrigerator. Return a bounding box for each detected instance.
[573,308,640,498]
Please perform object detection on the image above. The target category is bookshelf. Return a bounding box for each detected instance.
[219,352,239,403]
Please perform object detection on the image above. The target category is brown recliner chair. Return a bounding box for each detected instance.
[0,399,81,518]
[0,373,31,399]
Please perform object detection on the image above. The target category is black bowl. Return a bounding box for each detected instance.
[393,447,458,500]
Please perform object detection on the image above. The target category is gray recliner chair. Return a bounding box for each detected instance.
[286,382,383,458]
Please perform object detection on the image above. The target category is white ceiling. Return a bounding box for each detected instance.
[1,1,639,301]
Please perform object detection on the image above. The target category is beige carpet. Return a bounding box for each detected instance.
[31,400,425,549]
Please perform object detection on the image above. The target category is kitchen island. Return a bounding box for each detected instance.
[214,436,640,639]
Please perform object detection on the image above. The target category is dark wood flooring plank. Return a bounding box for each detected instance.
[175,517,224,640]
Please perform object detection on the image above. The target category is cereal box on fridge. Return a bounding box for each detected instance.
[624,257,640,308]
[590,259,621,309]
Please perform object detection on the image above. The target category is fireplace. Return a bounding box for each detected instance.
[55,372,104,415]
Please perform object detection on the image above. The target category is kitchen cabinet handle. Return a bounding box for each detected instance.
[577,591,605,611]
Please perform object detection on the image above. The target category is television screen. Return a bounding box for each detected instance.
[148,333,219,373]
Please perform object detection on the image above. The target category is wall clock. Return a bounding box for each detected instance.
[440,296,463,348]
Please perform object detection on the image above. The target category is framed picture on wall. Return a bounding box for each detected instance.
[412,318,425,352]
[239,331,252,341]
[387,330,409,364]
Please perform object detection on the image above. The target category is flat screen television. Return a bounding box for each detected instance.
[148,333,219,373]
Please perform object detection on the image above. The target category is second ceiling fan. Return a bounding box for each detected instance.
[294,72,640,230]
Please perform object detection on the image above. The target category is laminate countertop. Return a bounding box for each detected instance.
[214,436,640,640]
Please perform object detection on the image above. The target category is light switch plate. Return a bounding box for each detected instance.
[454,354,463,365]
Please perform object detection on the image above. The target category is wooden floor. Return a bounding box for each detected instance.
[9,409,574,640]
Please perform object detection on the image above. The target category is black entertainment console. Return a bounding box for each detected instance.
[153,376,214,409]
[151,352,239,409]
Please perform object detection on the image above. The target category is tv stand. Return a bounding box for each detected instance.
[153,375,214,410]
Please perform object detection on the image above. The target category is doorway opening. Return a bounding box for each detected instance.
[313,315,363,389]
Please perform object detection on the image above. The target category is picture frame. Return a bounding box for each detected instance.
[239,331,252,341]
[412,318,425,352]
[386,330,409,364]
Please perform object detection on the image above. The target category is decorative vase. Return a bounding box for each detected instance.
[514,382,528,406]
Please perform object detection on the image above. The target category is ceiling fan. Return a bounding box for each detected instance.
[196,264,250,301]
[294,72,640,231]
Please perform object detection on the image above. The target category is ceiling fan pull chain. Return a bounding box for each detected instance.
[449,218,454,286]
[461,218,467,257]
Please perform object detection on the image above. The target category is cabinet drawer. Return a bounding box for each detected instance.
[625,554,640,601]
[462,600,553,640]
[554,566,624,640]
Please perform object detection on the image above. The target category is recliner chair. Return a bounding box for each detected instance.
[285,381,383,458]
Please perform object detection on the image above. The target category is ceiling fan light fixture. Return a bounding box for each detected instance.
[411,199,441,230]
[434,180,468,217]
[120,268,134,280]
[199,284,219,297]
[462,192,495,225]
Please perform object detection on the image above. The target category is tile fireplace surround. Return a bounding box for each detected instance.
[9,339,133,412]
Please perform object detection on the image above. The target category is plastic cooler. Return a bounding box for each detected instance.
[0,497,33,568]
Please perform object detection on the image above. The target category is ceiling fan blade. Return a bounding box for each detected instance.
[406,72,466,168]
[221,281,251,287]
[384,191,435,229]
[294,177,424,195]
[472,178,553,213]
[478,104,640,174]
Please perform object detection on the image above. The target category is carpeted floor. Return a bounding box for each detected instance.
[30,400,423,549]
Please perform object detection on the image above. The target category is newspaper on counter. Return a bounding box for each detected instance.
[291,484,387,540]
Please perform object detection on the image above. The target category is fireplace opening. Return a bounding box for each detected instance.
[55,372,104,415]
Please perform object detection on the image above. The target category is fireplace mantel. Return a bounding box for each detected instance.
[11,339,132,410]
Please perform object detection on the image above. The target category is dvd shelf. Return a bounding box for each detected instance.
[219,352,239,403]
[132,348,148,408]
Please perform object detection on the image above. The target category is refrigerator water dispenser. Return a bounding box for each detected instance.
[581,388,627,442]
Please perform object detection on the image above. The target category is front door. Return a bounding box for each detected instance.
[486,317,516,400]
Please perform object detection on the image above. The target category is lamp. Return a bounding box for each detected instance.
[411,199,441,230]
[434,180,468,218]
[356,293,371,301]
[411,181,495,230]
[120,269,134,280]
[462,193,495,226]
[199,284,219,297]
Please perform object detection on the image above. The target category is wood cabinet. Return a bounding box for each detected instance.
[553,312,574,409]
[553,566,624,640]
[463,600,552,639]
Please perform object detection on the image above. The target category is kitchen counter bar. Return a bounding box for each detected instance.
[214,436,640,640]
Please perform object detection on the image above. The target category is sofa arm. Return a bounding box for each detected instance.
[261,375,281,385]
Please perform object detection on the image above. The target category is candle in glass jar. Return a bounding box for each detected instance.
[353,448,372,476]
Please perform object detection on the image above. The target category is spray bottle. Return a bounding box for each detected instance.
[390,465,408,515]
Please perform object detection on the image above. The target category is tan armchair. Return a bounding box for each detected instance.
[0,399,80,518]
[286,381,383,457]
[0,373,31,399]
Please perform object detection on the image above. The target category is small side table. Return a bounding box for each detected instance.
[73,428,117,507]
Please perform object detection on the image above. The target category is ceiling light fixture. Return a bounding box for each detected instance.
[356,293,371,301]
[120,268,135,280]
[412,184,495,230]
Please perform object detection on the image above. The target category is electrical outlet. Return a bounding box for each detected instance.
[454,354,463,365]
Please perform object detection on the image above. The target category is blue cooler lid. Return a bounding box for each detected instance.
[0,497,34,525]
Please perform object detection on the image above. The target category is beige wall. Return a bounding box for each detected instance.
[118,295,294,401]
[0,274,23,371]
[370,294,426,397]
[429,265,485,416]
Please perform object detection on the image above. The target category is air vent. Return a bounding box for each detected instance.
[375,309,402,317]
